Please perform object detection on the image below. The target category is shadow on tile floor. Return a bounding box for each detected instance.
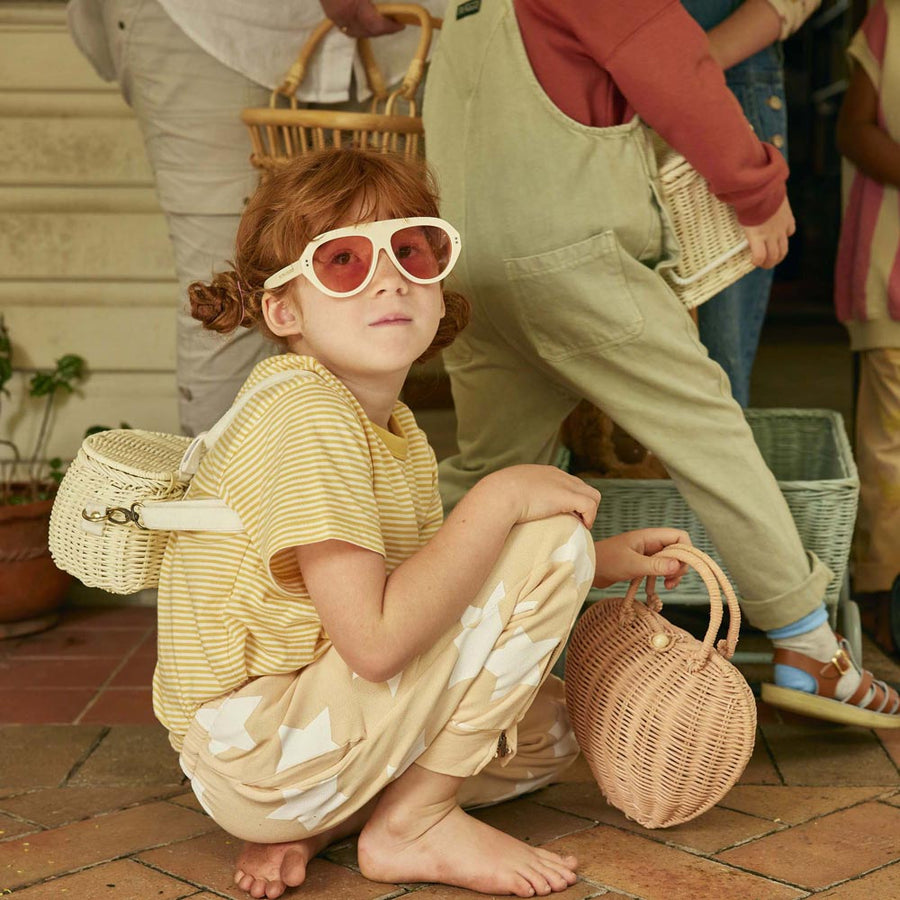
[2,604,900,899]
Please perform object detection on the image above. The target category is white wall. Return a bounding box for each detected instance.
[0,2,179,468]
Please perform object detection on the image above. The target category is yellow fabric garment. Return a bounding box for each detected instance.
[154,354,442,748]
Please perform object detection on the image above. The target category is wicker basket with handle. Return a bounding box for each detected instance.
[652,134,756,310]
[572,408,858,614]
[564,544,756,829]
[241,4,439,175]
[48,370,308,595]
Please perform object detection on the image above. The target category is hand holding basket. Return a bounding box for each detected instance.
[241,4,440,174]
[564,544,756,829]
[651,133,755,309]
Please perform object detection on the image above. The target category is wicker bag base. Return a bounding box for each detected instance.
[564,545,756,829]
[49,429,192,595]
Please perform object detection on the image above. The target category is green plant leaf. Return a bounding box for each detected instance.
[48,457,65,484]
[56,354,86,384]
[1,324,87,504]
[29,372,55,397]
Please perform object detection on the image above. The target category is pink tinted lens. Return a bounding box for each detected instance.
[390,225,452,281]
[312,235,374,293]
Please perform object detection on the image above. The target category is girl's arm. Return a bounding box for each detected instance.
[706,0,821,70]
[837,63,900,189]
[296,465,686,682]
[706,0,782,70]
[297,465,597,682]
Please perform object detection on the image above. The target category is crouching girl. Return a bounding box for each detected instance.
[154,148,690,899]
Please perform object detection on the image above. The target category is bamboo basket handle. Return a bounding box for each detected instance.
[277,17,334,98]
[275,3,439,101]
[373,4,437,100]
[357,37,389,100]
[622,545,742,664]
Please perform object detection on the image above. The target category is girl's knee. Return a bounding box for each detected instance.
[509,515,596,592]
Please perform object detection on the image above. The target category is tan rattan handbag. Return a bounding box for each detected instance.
[48,370,309,594]
[241,4,439,175]
[564,544,756,829]
[651,134,756,310]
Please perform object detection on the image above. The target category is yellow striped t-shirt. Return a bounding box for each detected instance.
[153,354,443,749]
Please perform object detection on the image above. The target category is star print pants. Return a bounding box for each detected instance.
[178,515,595,843]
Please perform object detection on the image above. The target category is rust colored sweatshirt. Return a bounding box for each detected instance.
[514,0,788,225]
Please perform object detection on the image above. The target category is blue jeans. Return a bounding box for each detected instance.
[696,266,775,407]
[682,0,788,407]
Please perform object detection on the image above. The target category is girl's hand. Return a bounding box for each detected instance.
[480,465,602,530]
[742,195,795,269]
[593,528,692,590]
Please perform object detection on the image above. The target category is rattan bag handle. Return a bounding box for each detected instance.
[623,545,742,664]
[276,4,438,101]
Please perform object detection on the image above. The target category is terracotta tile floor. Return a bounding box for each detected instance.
[1,603,900,899]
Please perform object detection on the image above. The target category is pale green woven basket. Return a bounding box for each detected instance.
[564,408,859,613]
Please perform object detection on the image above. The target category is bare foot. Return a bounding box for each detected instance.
[357,802,578,896]
[233,801,376,898]
[234,838,323,899]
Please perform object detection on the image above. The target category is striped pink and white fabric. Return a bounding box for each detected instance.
[834,0,900,350]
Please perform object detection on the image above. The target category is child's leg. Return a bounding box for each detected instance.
[851,347,900,655]
[233,800,376,899]
[180,514,593,896]
[762,351,900,722]
[853,348,900,596]
[457,675,578,808]
[357,763,578,896]
[356,517,592,895]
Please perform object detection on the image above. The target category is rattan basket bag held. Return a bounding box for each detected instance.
[241,4,439,176]
[650,134,755,310]
[48,370,309,595]
[564,544,756,829]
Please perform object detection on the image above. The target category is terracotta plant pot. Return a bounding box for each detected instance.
[0,495,72,638]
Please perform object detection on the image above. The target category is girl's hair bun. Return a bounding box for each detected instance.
[188,271,252,334]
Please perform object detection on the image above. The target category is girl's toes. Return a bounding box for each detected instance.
[511,874,536,897]
[524,869,553,896]
[540,866,570,892]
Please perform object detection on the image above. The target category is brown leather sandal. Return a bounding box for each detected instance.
[761,638,900,729]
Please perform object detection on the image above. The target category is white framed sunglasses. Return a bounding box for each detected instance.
[263,217,462,297]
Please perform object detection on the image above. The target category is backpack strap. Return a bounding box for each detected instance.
[178,368,312,478]
[133,368,313,532]
[135,497,245,532]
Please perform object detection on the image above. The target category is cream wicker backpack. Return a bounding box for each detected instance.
[49,369,308,594]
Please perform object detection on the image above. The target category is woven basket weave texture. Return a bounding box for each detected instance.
[571,408,858,612]
[564,546,757,829]
[48,430,192,595]
[654,142,755,309]
[242,4,437,176]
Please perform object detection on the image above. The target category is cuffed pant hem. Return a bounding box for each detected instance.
[739,551,833,631]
